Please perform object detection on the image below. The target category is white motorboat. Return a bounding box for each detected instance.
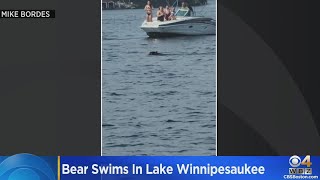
[140,8,215,37]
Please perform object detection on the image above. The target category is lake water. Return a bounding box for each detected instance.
[102,0,216,155]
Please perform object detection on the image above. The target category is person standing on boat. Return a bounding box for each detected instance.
[181,2,189,10]
[157,6,165,21]
[144,1,153,22]
[181,1,192,16]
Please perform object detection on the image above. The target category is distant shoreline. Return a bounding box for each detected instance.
[102,0,208,10]
[103,4,207,10]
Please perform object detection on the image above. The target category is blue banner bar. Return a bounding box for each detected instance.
[0,154,318,180]
[60,156,319,180]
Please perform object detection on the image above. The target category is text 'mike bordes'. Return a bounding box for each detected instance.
[62,163,265,176]
[0,10,55,18]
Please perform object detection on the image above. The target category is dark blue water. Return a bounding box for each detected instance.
[102,0,216,155]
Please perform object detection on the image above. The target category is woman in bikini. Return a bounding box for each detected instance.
[157,6,165,22]
[144,1,153,22]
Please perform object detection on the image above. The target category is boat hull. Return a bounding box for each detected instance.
[141,17,215,37]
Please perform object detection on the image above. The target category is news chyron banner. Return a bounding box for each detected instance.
[0,10,55,18]
[0,154,318,180]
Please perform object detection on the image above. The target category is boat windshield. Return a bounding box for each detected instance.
[175,9,191,17]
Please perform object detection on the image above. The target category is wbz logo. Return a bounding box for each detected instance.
[289,155,312,175]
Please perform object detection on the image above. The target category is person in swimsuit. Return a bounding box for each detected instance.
[157,6,165,22]
[169,6,176,20]
[164,6,171,21]
[144,1,153,22]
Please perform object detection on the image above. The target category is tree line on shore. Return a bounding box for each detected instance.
[132,0,207,9]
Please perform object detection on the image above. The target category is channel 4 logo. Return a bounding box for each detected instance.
[289,155,312,175]
[0,153,57,180]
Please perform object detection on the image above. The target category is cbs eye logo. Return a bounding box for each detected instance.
[289,155,302,167]
[0,153,56,180]
[289,155,312,168]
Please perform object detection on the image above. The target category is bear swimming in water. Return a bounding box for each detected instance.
[149,51,162,55]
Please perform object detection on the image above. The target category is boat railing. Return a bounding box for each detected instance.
[171,0,197,17]
[172,0,179,9]
[174,9,194,17]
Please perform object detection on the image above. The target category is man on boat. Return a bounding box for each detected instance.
[181,1,189,10]
[180,1,192,16]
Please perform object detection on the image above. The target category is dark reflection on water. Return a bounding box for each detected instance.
[102,0,216,155]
